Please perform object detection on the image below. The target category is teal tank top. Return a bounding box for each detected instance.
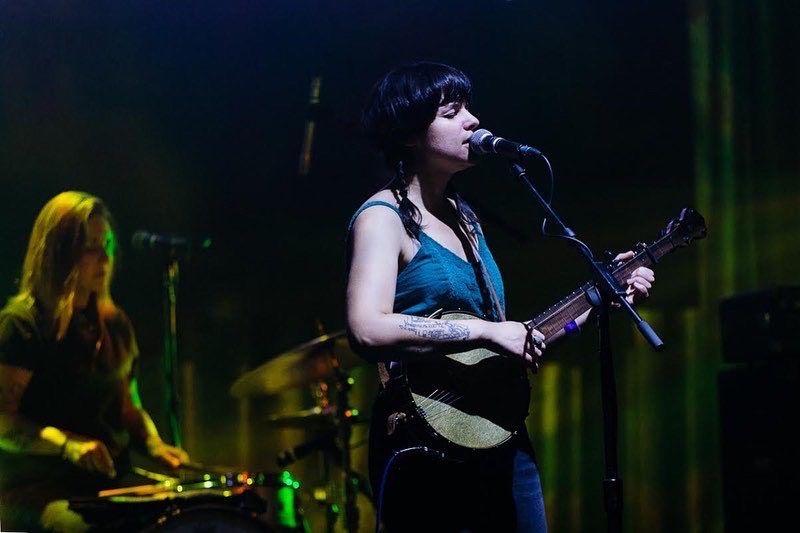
[348,201,505,321]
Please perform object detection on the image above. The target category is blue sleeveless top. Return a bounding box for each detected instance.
[348,201,505,321]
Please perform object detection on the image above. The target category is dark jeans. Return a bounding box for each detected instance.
[369,419,547,532]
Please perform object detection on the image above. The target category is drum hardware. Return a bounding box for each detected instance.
[95,471,263,499]
[139,504,271,532]
[263,405,369,431]
[70,485,268,532]
[132,466,180,483]
[265,405,338,430]
[276,431,339,468]
[72,468,309,532]
[316,321,362,533]
[228,330,362,398]
[230,322,371,533]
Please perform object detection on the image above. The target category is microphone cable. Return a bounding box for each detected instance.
[374,446,445,533]
[513,160,596,260]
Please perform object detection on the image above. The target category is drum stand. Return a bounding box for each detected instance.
[231,322,370,532]
[329,342,362,533]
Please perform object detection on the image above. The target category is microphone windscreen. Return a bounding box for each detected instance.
[468,129,494,155]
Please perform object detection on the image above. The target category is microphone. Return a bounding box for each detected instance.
[469,129,542,160]
[131,231,211,253]
[298,75,322,176]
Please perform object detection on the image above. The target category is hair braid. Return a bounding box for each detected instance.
[391,160,422,237]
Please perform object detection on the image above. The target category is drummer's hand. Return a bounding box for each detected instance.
[62,436,116,479]
[146,435,189,469]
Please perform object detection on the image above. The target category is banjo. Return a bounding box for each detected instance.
[390,208,707,457]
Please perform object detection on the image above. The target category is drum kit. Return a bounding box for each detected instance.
[70,329,372,532]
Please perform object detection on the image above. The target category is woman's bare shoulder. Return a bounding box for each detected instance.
[363,189,399,206]
[352,189,403,226]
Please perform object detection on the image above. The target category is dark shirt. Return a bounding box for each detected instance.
[0,295,139,523]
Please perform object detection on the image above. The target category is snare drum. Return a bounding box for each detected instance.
[169,470,307,531]
[69,482,271,532]
[139,503,270,532]
[209,471,306,531]
[70,470,308,532]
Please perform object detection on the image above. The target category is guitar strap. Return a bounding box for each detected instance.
[377,219,509,439]
[466,224,506,323]
[377,361,391,387]
[378,219,506,389]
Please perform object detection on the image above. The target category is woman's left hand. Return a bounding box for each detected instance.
[614,251,655,305]
[146,435,190,469]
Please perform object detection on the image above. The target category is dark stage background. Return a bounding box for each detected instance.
[1,1,798,531]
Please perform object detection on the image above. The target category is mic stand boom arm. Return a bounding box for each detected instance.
[509,163,663,349]
[509,162,663,533]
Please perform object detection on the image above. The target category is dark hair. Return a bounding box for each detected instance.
[361,62,478,237]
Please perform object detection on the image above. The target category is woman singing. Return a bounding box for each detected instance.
[346,62,654,531]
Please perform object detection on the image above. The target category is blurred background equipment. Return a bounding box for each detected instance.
[717,287,799,532]
[719,286,800,363]
[229,331,360,398]
[231,326,371,532]
[70,466,309,532]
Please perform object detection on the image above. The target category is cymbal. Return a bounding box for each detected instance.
[263,406,370,430]
[230,330,362,398]
[264,406,338,430]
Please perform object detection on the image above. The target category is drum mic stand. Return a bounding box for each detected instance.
[327,342,362,533]
[162,256,182,447]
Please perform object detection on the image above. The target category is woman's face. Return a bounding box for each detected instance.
[416,100,480,174]
[76,215,113,297]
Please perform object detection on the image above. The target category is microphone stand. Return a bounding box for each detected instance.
[163,256,182,448]
[508,162,663,533]
[333,359,359,533]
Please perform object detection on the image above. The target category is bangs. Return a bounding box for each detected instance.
[432,68,472,107]
[362,62,474,165]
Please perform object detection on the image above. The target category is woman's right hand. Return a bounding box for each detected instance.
[487,321,546,366]
[62,435,116,478]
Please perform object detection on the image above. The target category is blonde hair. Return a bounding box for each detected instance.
[13,191,117,340]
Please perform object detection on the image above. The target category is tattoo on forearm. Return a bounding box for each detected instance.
[399,316,470,341]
